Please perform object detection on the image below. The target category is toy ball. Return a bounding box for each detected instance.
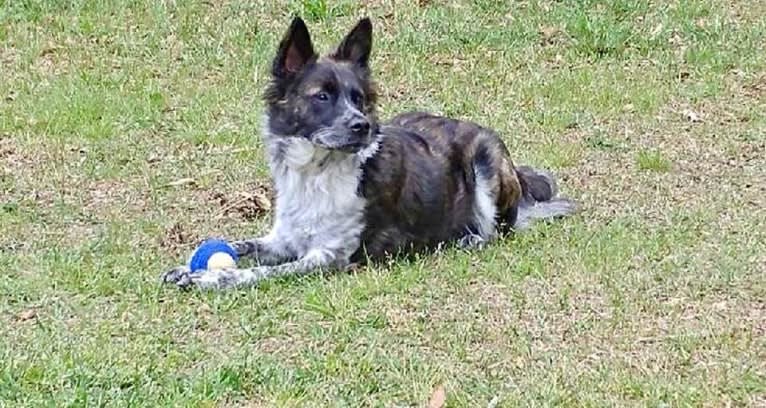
[189,239,238,272]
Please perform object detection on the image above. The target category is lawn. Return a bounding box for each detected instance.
[1,0,765,406]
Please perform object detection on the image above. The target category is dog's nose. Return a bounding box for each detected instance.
[349,118,370,136]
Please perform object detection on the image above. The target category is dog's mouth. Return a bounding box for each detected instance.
[309,128,371,154]
[334,141,368,153]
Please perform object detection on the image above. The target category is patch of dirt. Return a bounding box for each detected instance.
[516,276,612,348]
[744,72,766,98]
[220,400,270,408]
[0,136,15,162]
[0,136,37,173]
[85,180,137,211]
[62,222,102,247]
[161,222,193,252]
[0,46,19,67]
[427,54,470,72]
[35,43,69,77]
[725,0,766,24]
[383,297,422,332]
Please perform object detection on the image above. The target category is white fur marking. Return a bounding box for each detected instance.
[358,137,381,163]
[473,172,497,239]
[343,97,365,118]
[264,128,383,262]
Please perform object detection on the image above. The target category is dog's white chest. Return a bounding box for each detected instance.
[269,139,368,257]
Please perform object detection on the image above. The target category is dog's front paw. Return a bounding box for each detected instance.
[457,233,486,249]
[160,265,195,289]
[231,240,256,257]
[161,266,245,290]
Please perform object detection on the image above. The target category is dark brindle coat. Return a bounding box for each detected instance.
[162,17,576,290]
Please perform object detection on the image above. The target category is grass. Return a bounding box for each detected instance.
[636,149,672,172]
[1,0,765,406]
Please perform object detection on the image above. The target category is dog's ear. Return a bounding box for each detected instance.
[332,18,373,70]
[272,17,316,78]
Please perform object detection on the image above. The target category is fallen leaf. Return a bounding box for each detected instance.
[251,187,272,212]
[197,303,213,315]
[166,177,196,187]
[146,153,161,163]
[40,44,58,57]
[215,184,272,220]
[428,384,446,408]
[682,109,703,123]
[16,309,37,321]
[669,30,684,47]
[343,263,361,273]
[539,26,561,45]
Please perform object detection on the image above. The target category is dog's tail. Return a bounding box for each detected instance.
[513,165,577,230]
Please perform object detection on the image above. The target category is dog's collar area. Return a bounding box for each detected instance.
[357,133,382,163]
[264,131,382,171]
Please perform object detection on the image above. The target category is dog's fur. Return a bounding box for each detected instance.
[161,17,576,290]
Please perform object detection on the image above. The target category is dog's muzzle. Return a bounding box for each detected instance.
[311,128,372,153]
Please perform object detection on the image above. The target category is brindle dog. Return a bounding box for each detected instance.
[162,17,576,290]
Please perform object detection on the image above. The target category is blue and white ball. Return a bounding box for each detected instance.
[189,239,238,272]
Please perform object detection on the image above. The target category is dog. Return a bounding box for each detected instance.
[161,17,576,290]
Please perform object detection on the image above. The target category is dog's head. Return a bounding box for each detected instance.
[264,17,378,154]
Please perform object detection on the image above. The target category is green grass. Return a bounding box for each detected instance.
[2,0,765,406]
[636,149,672,172]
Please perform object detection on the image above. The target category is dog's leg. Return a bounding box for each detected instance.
[230,232,294,266]
[162,248,344,290]
[159,232,295,285]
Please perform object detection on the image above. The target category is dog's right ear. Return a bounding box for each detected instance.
[272,17,316,78]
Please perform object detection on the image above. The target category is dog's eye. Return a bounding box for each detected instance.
[313,92,330,102]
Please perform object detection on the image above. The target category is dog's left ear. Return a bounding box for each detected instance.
[332,18,373,70]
